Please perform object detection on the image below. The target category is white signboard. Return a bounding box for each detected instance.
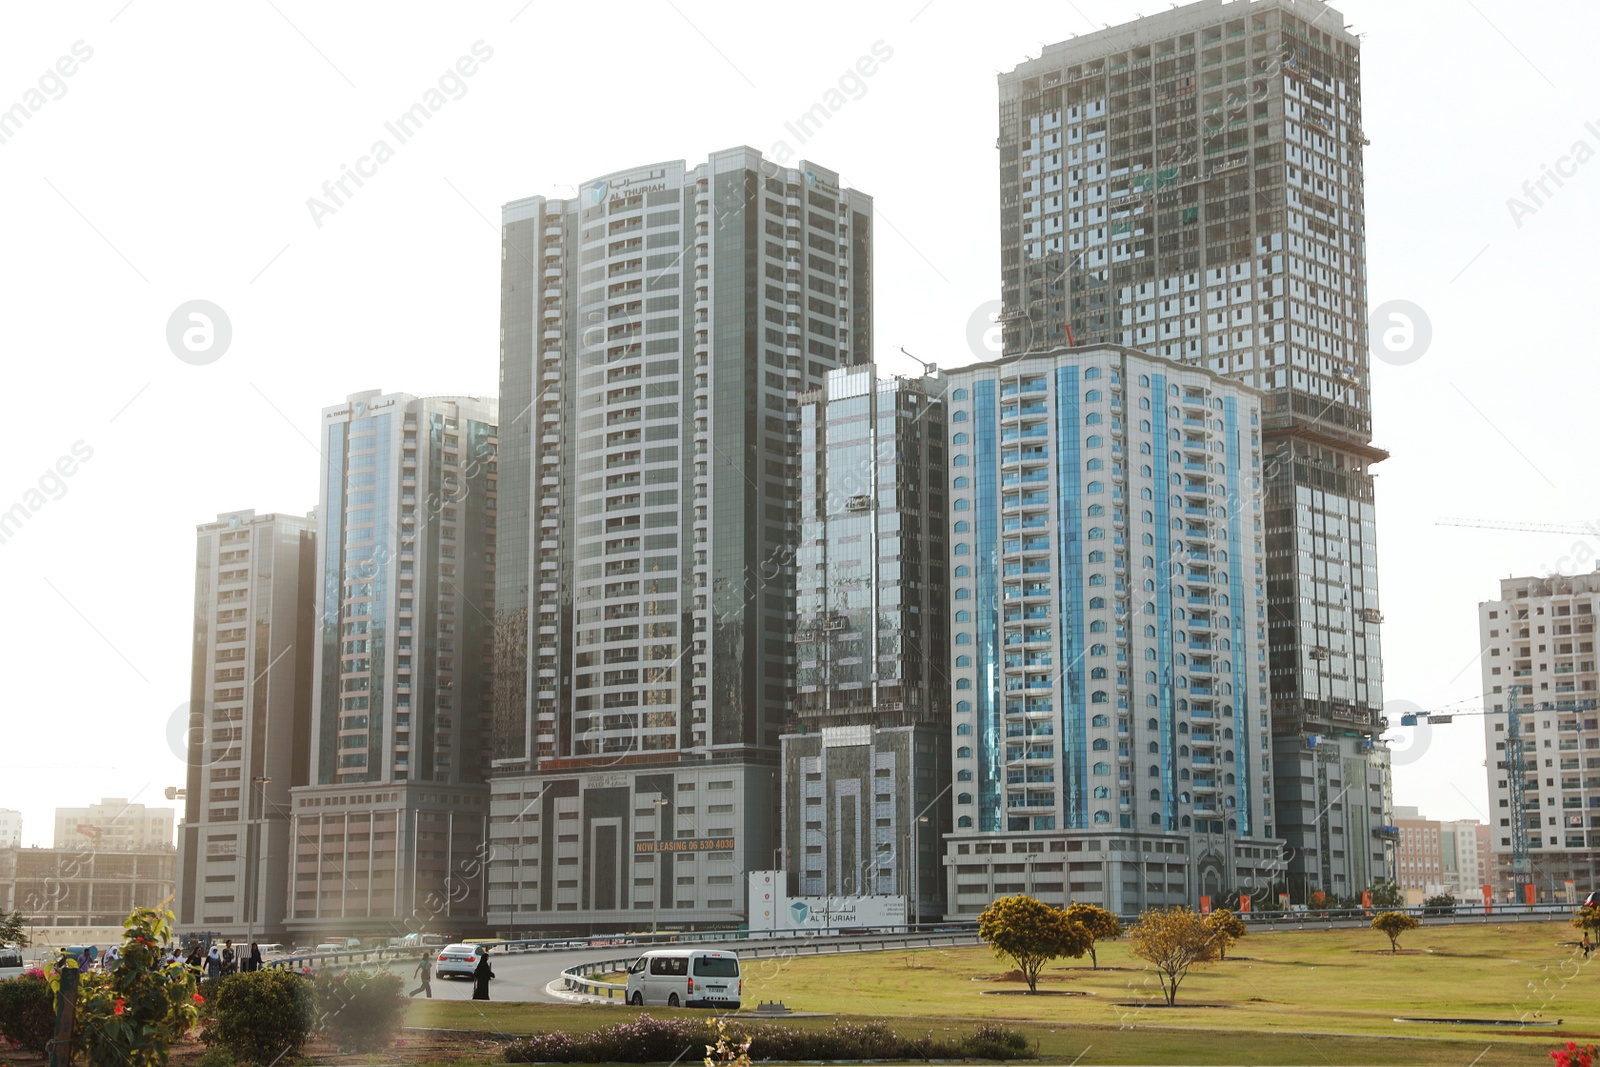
[746,870,906,933]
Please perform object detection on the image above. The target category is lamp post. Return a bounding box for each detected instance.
[907,783,953,928]
[245,776,270,951]
[652,797,670,936]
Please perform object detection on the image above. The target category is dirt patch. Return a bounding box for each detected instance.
[975,969,1079,983]
[1110,1001,1234,1009]
[1350,948,1430,955]
[981,989,1092,997]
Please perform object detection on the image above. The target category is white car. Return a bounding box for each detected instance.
[625,949,740,1009]
[434,943,483,980]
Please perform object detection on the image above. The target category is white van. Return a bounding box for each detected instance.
[625,949,740,1009]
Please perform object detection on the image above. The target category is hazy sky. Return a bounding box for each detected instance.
[2,0,1596,848]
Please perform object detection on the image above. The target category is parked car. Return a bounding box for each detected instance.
[435,943,484,980]
[314,943,345,954]
[1583,890,1599,909]
[254,943,287,957]
[625,949,740,1009]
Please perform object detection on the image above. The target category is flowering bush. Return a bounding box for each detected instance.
[202,969,316,1065]
[1552,1041,1598,1067]
[50,906,199,1066]
[501,1016,1033,1063]
[314,969,405,1052]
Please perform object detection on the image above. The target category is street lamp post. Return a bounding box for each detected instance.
[652,797,670,936]
[245,776,270,952]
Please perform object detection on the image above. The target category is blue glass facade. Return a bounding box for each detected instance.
[1225,396,1251,835]
[1151,374,1176,830]
[1053,367,1086,830]
[973,379,1001,833]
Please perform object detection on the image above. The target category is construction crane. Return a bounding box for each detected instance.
[1437,517,1600,536]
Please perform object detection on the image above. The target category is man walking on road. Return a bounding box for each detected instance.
[410,955,433,998]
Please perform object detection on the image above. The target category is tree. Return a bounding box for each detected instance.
[1369,881,1404,909]
[1569,905,1600,942]
[1422,892,1457,917]
[0,909,29,948]
[1371,911,1419,954]
[1065,902,1123,970]
[976,895,1091,993]
[1128,907,1220,1006]
[1204,909,1247,960]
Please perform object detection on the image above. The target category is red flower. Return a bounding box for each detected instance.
[113,999,125,1015]
[193,994,205,1004]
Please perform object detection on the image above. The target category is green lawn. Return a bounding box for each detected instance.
[403,922,1599,1065]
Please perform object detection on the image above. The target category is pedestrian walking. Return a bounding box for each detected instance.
[247,942,262,973]
[221,940,236,976]
[103,945,120,972]
[409,955,433,999]
[1583,932,1592,958]
[206,946,222,979]
[471,947,494,1001]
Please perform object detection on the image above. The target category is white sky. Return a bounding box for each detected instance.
[1,0,1596,848]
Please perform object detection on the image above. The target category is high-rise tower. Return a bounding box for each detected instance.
[997,0,1389,900]
[489,148,873,932]
[286,389,498,940]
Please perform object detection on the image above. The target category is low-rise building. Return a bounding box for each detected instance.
[53,799,175,853]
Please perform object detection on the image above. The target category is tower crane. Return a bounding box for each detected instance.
[1436,517,1600,536]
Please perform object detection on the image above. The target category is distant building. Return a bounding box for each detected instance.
[0,847,175,928]
[288,389,499,940]
[783,366,948,919]
[0,810,20,849]
[176,508,317,942]
[1393,805,1484,898]
[53,799,174,852]
[1480,570,1600,900]
[940,346,1283,915]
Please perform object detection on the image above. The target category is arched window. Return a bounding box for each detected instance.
[957,745,972,758]
[956,722,972,735]
[1091,713,1109,726]
[957,769,973,781]
[1151,812,1162,825]
[1180,767,1190,780]
[1141,487,1153,500]
[1088,504,1105,517]
[955,655,972,667]
[1086,457,1104,470]
[1090,620,1108,632]
[1149,788,1161,802]
[953,476,970,488]
[1085,389,1102,402]
[1147,718,1158,730]
[1181,815,1191,828]
[1092,761,1110,774]
[958,815,973,828]
[1227,818,1237,831]
[952,432,968,444]
[1148,765,1160,777]
[952,410,968,422]
[953,454,969,466]
[1144,648,1155,660]
[1088,527,1105,540]
[1091,667,1107,680]
[957,792,972,804]
[956,678,972,689]
[954,543,970,555]
[1093,811,1111,824]
[1142,532,1154,545]
[1145,671,1157,683]
[953,499,970,511]
[1139,396,1151,409]
[1139,374,1150,386]
[1140,420,1152,433]
[1088,573,1106,586]
[1087,550,1104,563]
[1092,738,1109,751]
[1090,643,1107,656]
[1084,367,1101,380]
[952,388,968,400]
[1093,785,1110,798]
[957,700,972,713]
[1148,741,1160,753]
[955,610,971,622]
[955,632,972,644]
[954,588,971,599]
[954,565,971,577]
[1142,509,1154,523]
[1146,695,1158,706]
[1086,434,1103,447]
[1085,412,1102,425]
[1086,480,1104,494]
[954,521,970,533]
[1144,624,1156,636]
[1091,691,1109,703]
[1089,596,1106,609]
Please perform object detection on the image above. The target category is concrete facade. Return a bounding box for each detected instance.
[176,509,316,942]
[53,800,175,853]
[488,150,873,933]
[0,847,175,929]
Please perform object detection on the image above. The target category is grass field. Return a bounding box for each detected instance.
[403,921,1600,1065]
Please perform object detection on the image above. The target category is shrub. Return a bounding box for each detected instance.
[315,969,405,1052]
[54,907,200,1067]
[0,970,56,1055]
[203,969,316,1065]
[500,1016,1033,1063]
[962,1022,1031,1061]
